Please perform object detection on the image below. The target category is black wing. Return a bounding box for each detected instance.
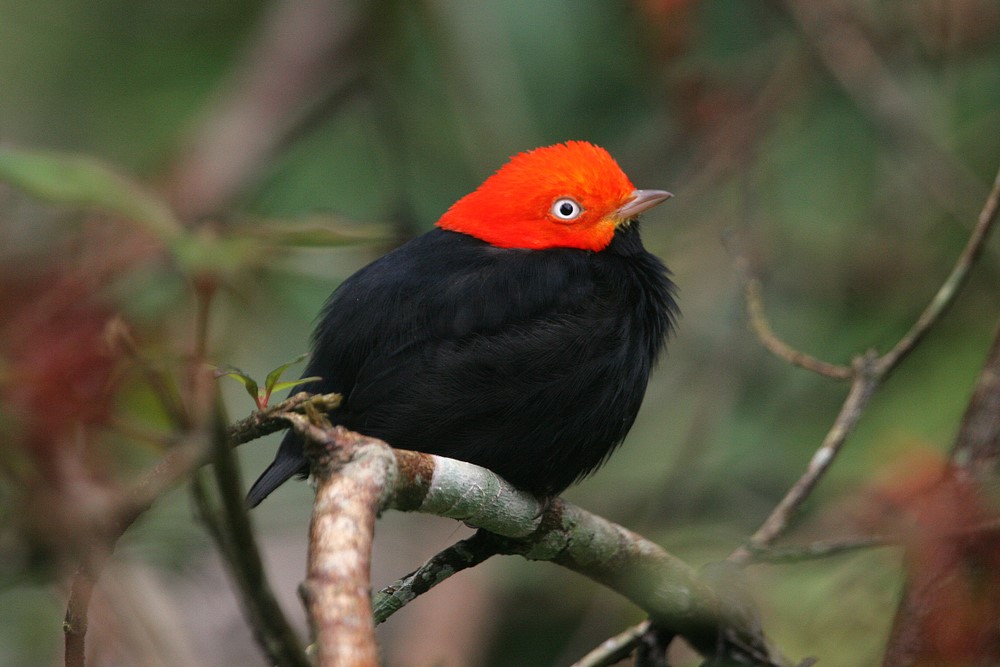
[246,229,586,505]
[247,225,675,504]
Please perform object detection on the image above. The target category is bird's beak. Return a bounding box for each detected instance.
[612,189,673,222]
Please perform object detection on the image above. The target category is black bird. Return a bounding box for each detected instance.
[247,141,677,506]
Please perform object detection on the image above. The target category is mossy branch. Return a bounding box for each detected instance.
[282,414,781,667]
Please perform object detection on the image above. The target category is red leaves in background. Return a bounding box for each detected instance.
[866,450,1000,664]
[0,269,122,481]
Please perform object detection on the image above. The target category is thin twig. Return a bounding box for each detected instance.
[744,535,894,564]
[60,387,338,667]
[731,162,1000,564]
[61,371,204,667]
[723,231,853,380]
[163,0,364,221]
[781,0,986,222]
[746,274,853,380]
[372,530,503,625]
[876,165,1000,375]
[228,391,341,446]
[61,335,221,667]
[100,392,340,536]
[62,311,228,667]
[731,353,880,564]
[196,403,309,667]
[747,516,1000,565]
[60,436,208,667]
[64,561,101,667]
[571,620,653,667]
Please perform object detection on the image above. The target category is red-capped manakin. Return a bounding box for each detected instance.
[247,141,677,506]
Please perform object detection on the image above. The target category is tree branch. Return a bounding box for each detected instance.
[294,419,393,667]
[745,275,854,380]
[781,0,986,222]
[162,0,365,221]
[227,391,341,446]
[876,165,1000,375]
[726,237,853,381]
[745,516,1000,566]
[63,559,102,667]
[193,402,310,667]
[372,529,502,625]
[730,161,1000,563]
[730,353,880,564]
[282,414,781,666]
[742,535,893,564]
[570,620,653,667]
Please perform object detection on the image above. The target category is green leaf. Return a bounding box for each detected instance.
[171,231,263,280]
[263,353,310,394]
[214,366,260,403]
[0,146,183,241]
[240,216,393,247]
[269,376,323,394]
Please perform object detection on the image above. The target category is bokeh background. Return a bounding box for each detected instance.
[2,1,999,665]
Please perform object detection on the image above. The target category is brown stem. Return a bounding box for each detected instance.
[742,271,853,381]
[201,403,309,667]
[731,162,1000,563]
[876,165,1000,375]
[228,392,341,447]
[781,0,986,221]
[372,530,501,625]
[292,419,394,667]
[570,620,653,667]
[58,390,333,667]
[162,0,364,221]
[723,230,853,380]
[730,353,880,564]
[748,518,1000,565]
[64,562,99,667]
[743,535,893,564]
[283,416,781,665]
[494,499,779,665]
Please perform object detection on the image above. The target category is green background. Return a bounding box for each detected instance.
[2,1,999,665]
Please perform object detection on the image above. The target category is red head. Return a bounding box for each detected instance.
[436,141,671,251]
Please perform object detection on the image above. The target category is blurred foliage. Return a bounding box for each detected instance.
[1,0,999,665]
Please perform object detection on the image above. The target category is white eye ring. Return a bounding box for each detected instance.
[551,197,584,221]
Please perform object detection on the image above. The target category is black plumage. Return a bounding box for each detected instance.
[246,222,676,506]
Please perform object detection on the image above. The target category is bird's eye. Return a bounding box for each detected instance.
[551,197,583,221]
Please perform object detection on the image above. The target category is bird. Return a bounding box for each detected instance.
[246,141,678,506]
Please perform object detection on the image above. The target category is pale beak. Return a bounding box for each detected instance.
[612,189,673,221]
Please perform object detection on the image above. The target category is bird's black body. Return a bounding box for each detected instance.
[247,223,677,506]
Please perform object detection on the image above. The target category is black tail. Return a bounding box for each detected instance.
[246,432,309,507]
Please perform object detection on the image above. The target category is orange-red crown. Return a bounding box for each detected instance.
[437,141,657,251]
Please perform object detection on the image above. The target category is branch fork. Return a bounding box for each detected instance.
[280,411,779,666]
